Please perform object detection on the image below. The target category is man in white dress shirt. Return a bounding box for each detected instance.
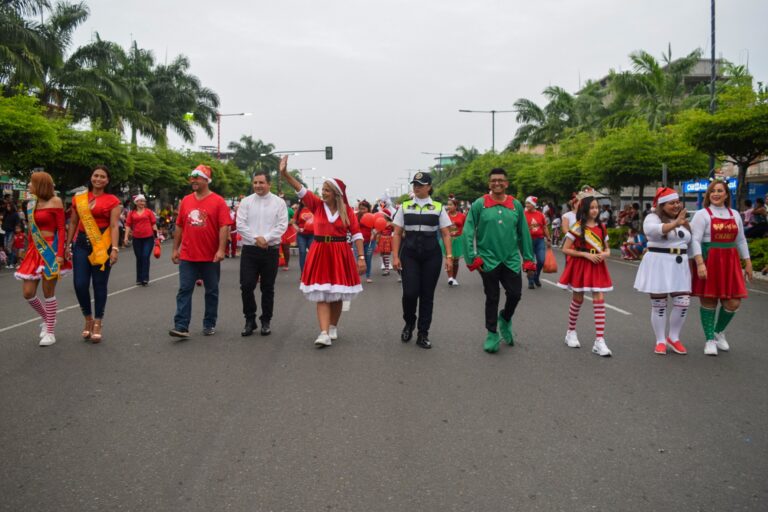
[236,171,288,336]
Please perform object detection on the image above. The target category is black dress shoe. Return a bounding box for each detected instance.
[401,324,415,343]
[241,320,256,337]
[416,332,432,349]
[260,321,271,336]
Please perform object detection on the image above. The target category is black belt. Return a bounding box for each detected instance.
[314,235,347,243]
[647,247,686,255]
[575,247,601,254]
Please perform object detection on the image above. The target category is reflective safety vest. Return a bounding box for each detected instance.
[402,199,443,233]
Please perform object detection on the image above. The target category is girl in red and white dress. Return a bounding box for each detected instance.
[557,196,613,357]
[690,179,752,356]
[15,171,71,347]
[376,201,394,275]
[279,157,366,347]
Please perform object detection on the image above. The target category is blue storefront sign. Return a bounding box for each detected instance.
[682,178,737,194]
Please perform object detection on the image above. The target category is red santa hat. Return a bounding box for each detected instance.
[190,164,213,183]
[525,196,538,206]
[653,187,679,207]
[324,177,349,206]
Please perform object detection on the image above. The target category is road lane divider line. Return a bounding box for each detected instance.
[0,272,179,334]
[540,278,632,316]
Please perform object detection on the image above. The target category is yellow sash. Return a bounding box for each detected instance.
[569,222,605,252]
[74,191,111,270]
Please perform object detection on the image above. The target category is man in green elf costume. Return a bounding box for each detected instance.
[463,167,537,353]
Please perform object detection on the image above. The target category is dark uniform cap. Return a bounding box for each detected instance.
[411,172,432,185]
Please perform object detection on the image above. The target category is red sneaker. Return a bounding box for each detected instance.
[666,338,688,355]
[654,343,667,355]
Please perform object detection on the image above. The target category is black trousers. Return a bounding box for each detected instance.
[480,264,522,332]
[240,245,279,322]
[401,246,442,334]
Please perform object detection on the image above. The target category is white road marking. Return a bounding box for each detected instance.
[0,272,179,334]
[540,278,633,316]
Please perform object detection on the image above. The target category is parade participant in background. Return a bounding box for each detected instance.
[558,195,613,356]
[3,202,22,268]
[633,187,692,355]
[65,165,121,343]
[280,205,296,271]
[523,196,550,289]
[561,193,579,236]
[280,156,365,348]
[443,198,465,286]
[376,201,394,275]
[124,194,158,286]
[690,179,752,356]
[12,224,25,264]
[295,201,314,274]
[355,200,376,283]
[392,173,453,349]
[235,171,288,337]
[225,204,239,258]
[463,168,536,354]
[15,172,69,346]
[169,165,231,338]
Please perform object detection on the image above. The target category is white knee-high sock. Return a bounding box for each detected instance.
[668,295,690,342]
[650,298,668,344]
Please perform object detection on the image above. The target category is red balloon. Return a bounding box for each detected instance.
[374,211,387,219]
[361,212,375,228]
[374,216,388,232]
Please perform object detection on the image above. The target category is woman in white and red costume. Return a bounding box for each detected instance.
[279,156,365,347]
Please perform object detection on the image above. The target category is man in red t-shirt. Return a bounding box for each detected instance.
[524,196,550,289]
[169,165,231,338]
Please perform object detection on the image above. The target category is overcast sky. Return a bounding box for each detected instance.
[75,0,767,201]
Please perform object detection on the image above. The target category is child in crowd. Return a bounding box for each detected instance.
[557,196,614,356]
[12,223,26,267]
[621,228,647,260]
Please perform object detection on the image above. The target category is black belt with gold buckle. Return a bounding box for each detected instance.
[313,235,347,243]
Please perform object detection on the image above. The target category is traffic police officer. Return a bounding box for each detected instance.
[392,172,454,349]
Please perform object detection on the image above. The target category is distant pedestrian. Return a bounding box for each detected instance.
[15,171,70,347]
[463,168,536,354]
[235,171,288,337]
[280,156,365,348]
[633,187,692,355]
[523,196,550,289]
[169,165,231,338]
[690,179,752,356]
[443,198,465,286]
[558,195,613,357]
[124,194,158,286]
[65,165,121,343]
[295,202,314,274]
[355,200,376,283]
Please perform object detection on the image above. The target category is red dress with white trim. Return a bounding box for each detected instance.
[557,223,613,292]
[299,190,363,302]
[690,207,748,299]
[15,207,72,280]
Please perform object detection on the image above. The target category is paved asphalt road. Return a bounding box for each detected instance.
[1,245,766,512]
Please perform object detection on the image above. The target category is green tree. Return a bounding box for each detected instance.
[0,0,55,91]
[507,86,576,151]
[48,126,131,191]
[0,92,61,173]
[539,133,593,200]
[227,135,278,176]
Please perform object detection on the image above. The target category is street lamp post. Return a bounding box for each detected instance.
[458,109,515,152]
[216,112,252,159]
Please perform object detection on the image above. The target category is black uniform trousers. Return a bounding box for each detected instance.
[400,244,443,334]
[479,264,522,332]
[240,245,279,322]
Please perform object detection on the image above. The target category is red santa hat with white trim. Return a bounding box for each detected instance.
[653,187,679,207]
[190,164,213,183]
[324,177,349,207]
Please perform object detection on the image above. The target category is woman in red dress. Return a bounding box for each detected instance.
[690,179,752,355]
[279,157,366,347]
[124,194,158,286]
[557,196,613,357]
[15,171,71,346]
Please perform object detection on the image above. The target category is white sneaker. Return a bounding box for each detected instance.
[704,340,718,356]
[564,329,580,348]
[39,332,56,346]
[592,337,612,357]
[714,332,730,352]
[314,332,332,347]
[328,325,338,340]
[447,278,455,286]
[40,322,47,338]
[452,279,459,286]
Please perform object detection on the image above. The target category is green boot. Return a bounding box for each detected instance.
[498,312,514,346]
[484,331,500,353]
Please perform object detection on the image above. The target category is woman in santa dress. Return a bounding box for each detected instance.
[279,156,366,347]
[690,179,752,356]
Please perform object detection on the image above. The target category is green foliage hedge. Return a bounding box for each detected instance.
[748,238,768,272]
[607,226,629,249]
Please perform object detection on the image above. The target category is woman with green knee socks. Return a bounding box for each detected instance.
[690,179,753,356]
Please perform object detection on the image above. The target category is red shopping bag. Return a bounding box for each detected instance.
[543,248,558,273]
[278,245,286,267]
[153,239,162,259]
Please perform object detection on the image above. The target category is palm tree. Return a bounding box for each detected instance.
[0,0,56,92]
[228,135,279,176]
[507,86,576,151]
[117,41,164,146]
[608,45,703,129]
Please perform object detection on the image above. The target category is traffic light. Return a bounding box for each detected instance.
[325,146,333,160]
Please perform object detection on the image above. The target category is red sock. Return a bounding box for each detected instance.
[568,299,582,330]
[593,299,606,338]
[27,297,46,320]
[44,297,57,334]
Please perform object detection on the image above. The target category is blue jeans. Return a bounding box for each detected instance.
[132,236,154,283]
[72,232,112,318]
[296,233,314,273]
[530,238,546,285]
[353,240,376,279]
[173,260,220,331]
